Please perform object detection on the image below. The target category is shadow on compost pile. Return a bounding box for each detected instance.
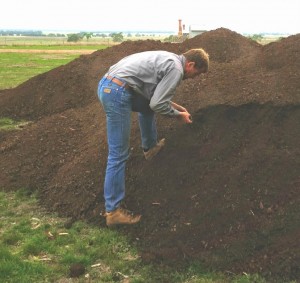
[0,28,299,282]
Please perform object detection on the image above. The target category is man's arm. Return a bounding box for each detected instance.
[149,69,183,116]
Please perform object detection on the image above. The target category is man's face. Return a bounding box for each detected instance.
[183,61,206,80]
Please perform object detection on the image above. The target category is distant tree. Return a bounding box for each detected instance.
[78,32,86,38]
[67,33,82,42]
[111,32,124,42]
[249,34,263,42]
[164,35,177,42]
[0,30,42,36]
[84,32,93,41]
[27,31,43,36]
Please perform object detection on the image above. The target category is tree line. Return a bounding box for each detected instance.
[1,31,132,43]
[0,30,45,36]
[0,30,173,43]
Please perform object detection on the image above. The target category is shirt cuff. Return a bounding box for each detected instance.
[168,108,181,117]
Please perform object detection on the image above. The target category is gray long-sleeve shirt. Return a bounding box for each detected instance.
[106,50,186,116]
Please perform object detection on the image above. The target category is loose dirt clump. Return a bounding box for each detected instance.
[0,28,299,282]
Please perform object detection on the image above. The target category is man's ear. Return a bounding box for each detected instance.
[186,61,195,70]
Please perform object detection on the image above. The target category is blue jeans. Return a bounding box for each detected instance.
[98,76,158,212]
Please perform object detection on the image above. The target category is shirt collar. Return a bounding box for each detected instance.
[179,55,186,69]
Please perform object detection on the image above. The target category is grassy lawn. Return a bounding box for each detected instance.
[0,190,142,282]
[0,52,79,89]
[0,43,108,90]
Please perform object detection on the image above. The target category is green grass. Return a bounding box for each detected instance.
[0,189,140,282]
[0,43,109,89]
[0,52,79,89]
[0,189,268,283]
[0,117,30,131]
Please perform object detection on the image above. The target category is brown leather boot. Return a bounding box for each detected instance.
[105,208,141,226]
[144,138,166,160]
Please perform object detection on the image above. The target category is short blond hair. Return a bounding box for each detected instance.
[183,48,209,72]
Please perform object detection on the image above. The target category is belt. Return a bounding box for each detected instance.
[104,75,130,90]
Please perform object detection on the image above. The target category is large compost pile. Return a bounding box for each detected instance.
[1,28,299,282]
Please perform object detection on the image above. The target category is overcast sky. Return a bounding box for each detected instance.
[1,0,299,34]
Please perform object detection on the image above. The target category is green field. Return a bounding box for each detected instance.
[0,52,81,89]
[0,45,109,90]
[0,34,167,47]
[0,35,112,46]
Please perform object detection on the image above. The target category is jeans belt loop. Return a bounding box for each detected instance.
[104,75,129,90]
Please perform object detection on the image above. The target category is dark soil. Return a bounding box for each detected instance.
[1,28,299,282]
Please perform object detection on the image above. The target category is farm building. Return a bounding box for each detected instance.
[189,25,207,38]
[177,19,207,39]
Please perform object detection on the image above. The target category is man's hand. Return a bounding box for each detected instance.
[171,102,192,123]
[178,111,193,124]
